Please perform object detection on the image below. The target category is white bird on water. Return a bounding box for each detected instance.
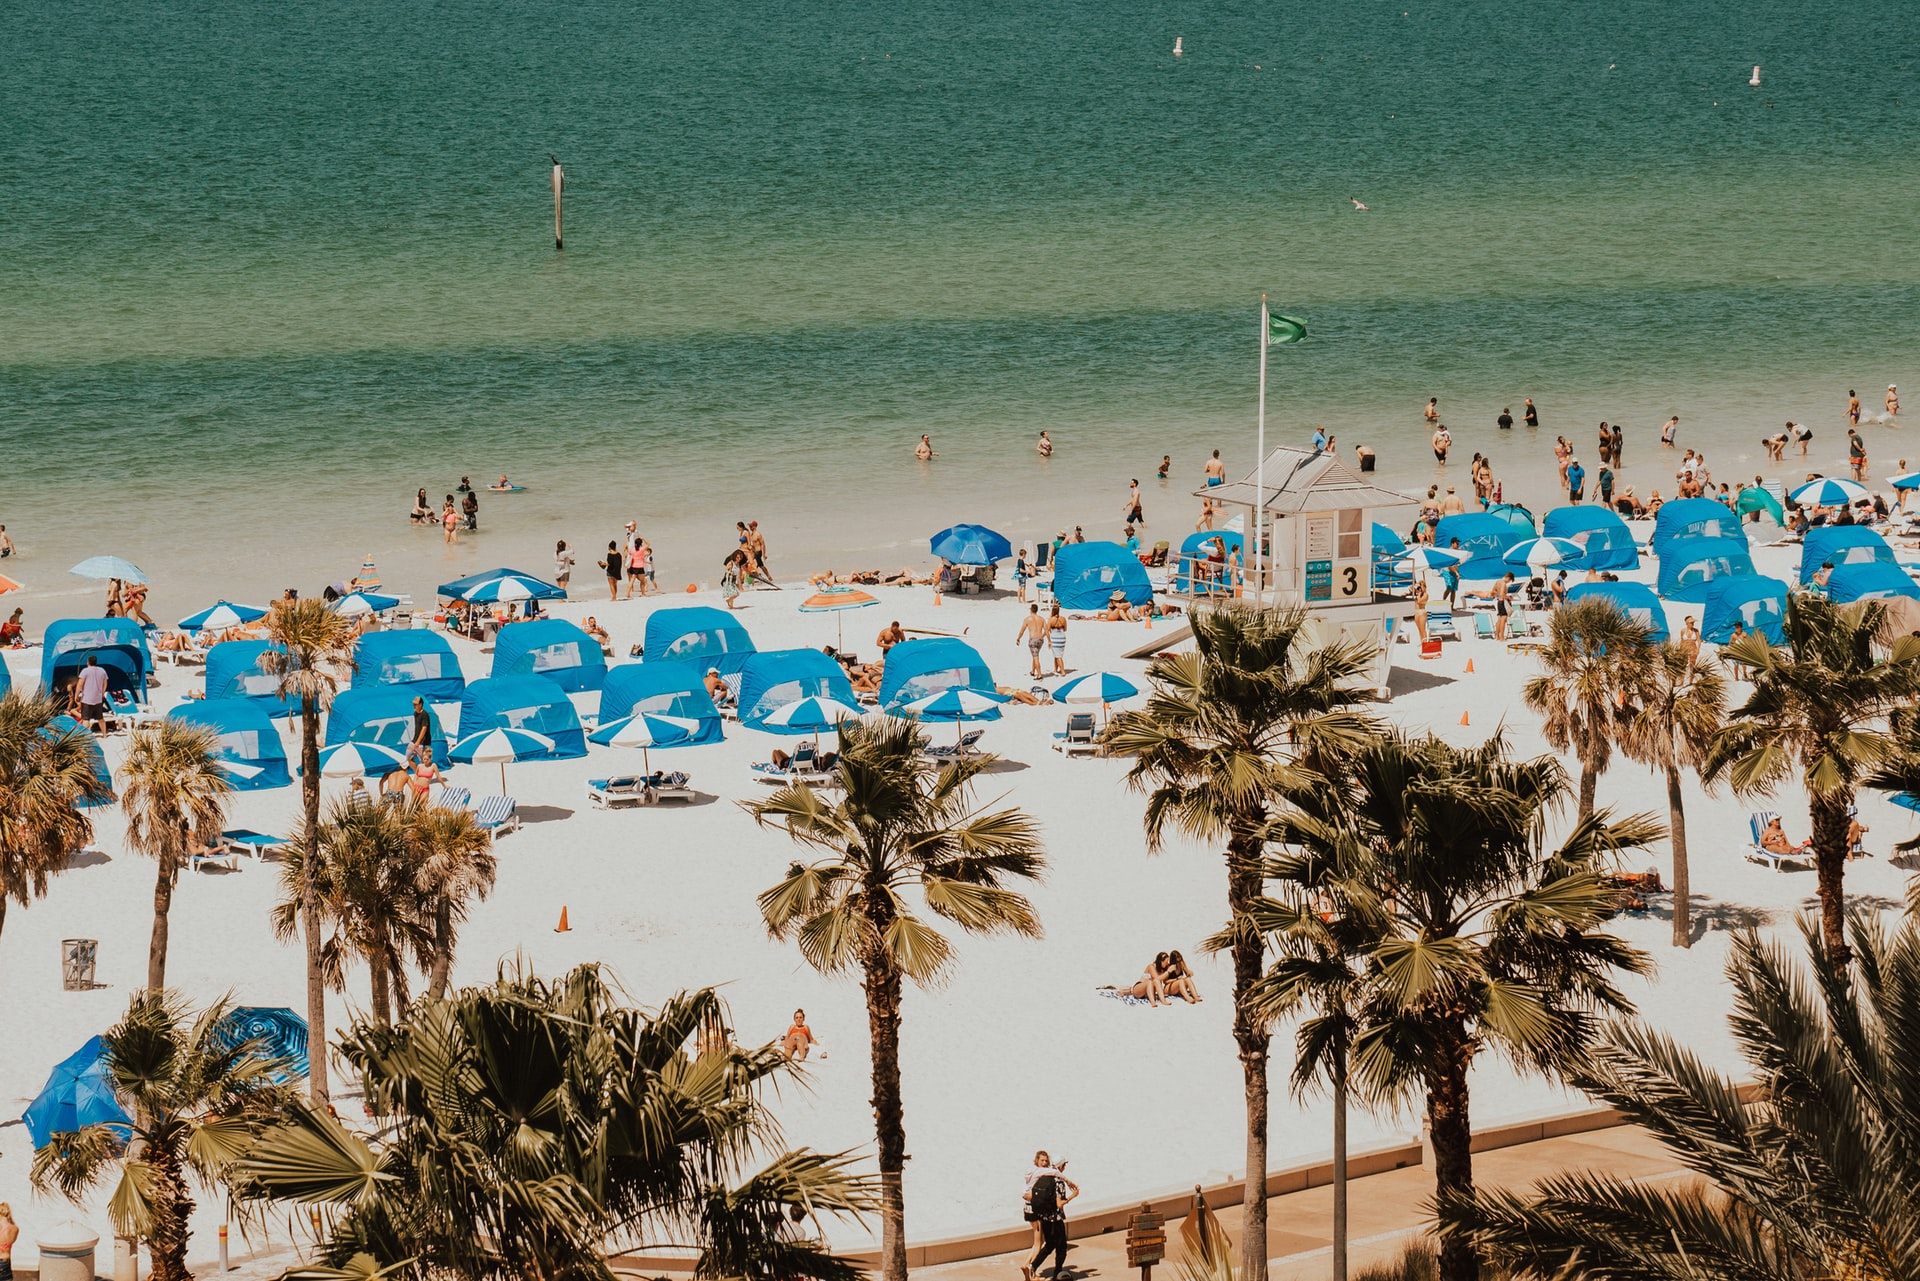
[1750,65,1762,86]
[1350,197,1369,211]
[1173,36,1183,56]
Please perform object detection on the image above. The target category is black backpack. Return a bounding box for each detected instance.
[1029,1173,1060,1219]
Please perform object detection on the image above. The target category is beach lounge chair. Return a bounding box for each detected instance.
[922,729,987,761]
[586,776,650,809]
[649,770,696,802]
[1142,541,1170,568]
[1473,612,1495,640]
[1425,609,1458,642]
[472,795,520,833]
[1052,712,1099,757]
[437,784,471,811]
[190,840,240,873]
[218,829,285,865]
[1746,811,1812,872]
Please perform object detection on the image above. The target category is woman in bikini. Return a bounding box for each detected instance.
[1125,952,1171,1006]
[1160,951,1203,1003]
[407,757,439,804]
[781,1008,822,1061]
[1046,603,1068,676]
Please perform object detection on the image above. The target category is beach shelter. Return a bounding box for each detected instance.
[1735,486,1786,526]
[1541,506,1639,570]
[437,567,566,603]
[168,700,292,790]
[598,662,724,743]
[929,524,1013,566]
[877,638,996,714]
[1701,576,1790,645]
[1800,526,1897,585]
[643,606,758,675]
[455,675,587,758]
[1051,541,1153,609]
[23,1036,131,1149]
[1432,513,1525,581]
[326,686,450,773]
[350,630,466,703]
[1826,562,1920,604]
[47,715,114,806]
[40,619,153,701]
[1656,536,1756,603]
[1652,498,1745,553]
[216,1007,309,1079]
[1562,583,1670,643]
[205,640,298,719]
[736,649,859,732]
[489,619,607,693]
[1371,524,1411,593]
[1483,502,1537,535]
[1173,530,1243,593]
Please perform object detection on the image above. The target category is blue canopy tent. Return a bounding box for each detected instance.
[1173,530,1243,593]
[598,662,724,743]
[351,631,466,703]
[1826,562,1920,604]
[1800,526,1897,585]
[169,700,292,790]
[1656,536,1756,603]
[47,715,114,806]
[325,686,450,774]
[40,619,152,701]
[1652,498,1746,553]
[1562,583,1670,642]
[877,638,996,714]
[1432,513,1525,581]
[489,619,607,693]
[436,567,567,602]
[205,640,298,719]
[1541,507,1640,571]
[23,1036,131,1149]
[1701,575,1790,645]
[455,675,587,758]
[643,606,758,675]
[736,649,859,732]
[1051,541,1153,609]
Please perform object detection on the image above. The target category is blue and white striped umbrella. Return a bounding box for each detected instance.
[458,575,551,604]
[589,713,702,772]
[1397,546,1468,571]
[451,727,554,791]
[760,696,865,734]
[1889,472,1920,492]
[1503,537,1586,569]
[180,601,268,631]
[1054,671,1141,704]
[316,741,410,778]
[1790,477,1868,507]
[330,591,401,617]
[903,688,1006,721]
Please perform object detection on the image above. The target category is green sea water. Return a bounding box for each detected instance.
[4,0,1919,611]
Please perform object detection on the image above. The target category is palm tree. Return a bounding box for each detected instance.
[1521,595,1658,821]
[1705,593,1920,960]
[1442,910,1920,1279]
[746,716,1045,1281]
[263,597,357,1101]
[1307,731,1658,1281]
[272,800,429,1026]
[0,691,113,944]
[237,965,876,1280]
[1618,641,1727,948]
[401,802,496,1000]
[1104,601,1379,1281]
[32,991,298,1281]
[121,720,231,991]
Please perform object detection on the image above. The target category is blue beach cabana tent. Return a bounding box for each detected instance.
[325,686,449,774]
[643,606,757,675]
[1432,513,1525,581]
[1656,536,1756,603]
[205,640,297,719]
[456,675,587,759]
[598,662,724,743]
[1562,582,1670,643]
[1051,542,1153,609]
[489,619,606,693]
[41,619,152,701]
[47,715,113,806]
[351,631,465,703]
[1825,562,1920,604]
[169,700,292,790]
[1173,530,1243,593]
[736,649,859,731]
[1800,526,1896,585]
[1541,506,1639,571]
[0,662,10,698]
[877,638,996,714]
[1652,498,1745,553]
[1701,575,1790,645]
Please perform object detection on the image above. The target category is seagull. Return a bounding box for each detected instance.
[1350,197,1370,211]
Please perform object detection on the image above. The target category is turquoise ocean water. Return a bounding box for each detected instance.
[4,0,1919,614]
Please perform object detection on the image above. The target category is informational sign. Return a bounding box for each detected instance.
[1126,1209,1166,1270]
[1305,558,1333,602]
[1304,515,1335,561]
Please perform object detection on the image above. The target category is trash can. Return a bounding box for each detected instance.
[37,1219,100,1281]
[62,939,98,991]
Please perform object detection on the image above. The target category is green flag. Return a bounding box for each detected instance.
[1267,312,1307,345]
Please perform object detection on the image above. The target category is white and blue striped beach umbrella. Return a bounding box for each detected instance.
[761,696,865,734]
[1054,671,1141,704]
[451,727,554,791]
[330,591,401,617]
[1503,537,1586,569]
[1397,546,1468,571]
[1889,472,1920,492]
[903,688,1006,721]
[589,713,702,772]
[315,741,410,779]
[458,575,550,604]
[1790,477,1868,507]
[179,601,269,631]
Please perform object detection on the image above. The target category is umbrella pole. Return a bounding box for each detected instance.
[500,761,508,794]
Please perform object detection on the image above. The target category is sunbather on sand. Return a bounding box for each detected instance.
[1107,952,1172,1006]
[1760,817,1812,856]
[1160,950,1202,1003]
[995,686,1046,705]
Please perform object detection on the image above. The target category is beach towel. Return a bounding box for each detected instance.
[1095,985,1155,1008]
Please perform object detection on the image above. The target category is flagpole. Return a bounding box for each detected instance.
[1255,297,1268,604]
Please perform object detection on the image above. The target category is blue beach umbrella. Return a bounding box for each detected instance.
[1790,478,1868,507]
[589,712,701,772]
[760,696,864,735]
[1503,537,1586,569]
[451,726,554,791]
[330,591,401,617]
[1054,671,1141,704]
[70,556,148,584]
[1889,472,1920,491]
[930,524,1014,566]
[23,1036,132,1149]
[215,1007,309,1079]
[180,601,268,631]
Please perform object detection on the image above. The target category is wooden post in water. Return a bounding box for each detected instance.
[550,156,565,250]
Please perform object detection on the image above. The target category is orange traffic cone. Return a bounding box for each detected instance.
[1465,658,1475,674]
[555,906,571,933]
[1459,710,1470,727]
[934,591,943,607]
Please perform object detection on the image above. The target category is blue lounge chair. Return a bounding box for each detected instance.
[473,795,519,833]
[437,785,471,811]
[1052,712,1098,757]
[217,829,285,866]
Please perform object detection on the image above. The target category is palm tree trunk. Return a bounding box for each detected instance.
[864,960,909,1281]
[149,859,176,993]
[1667,764,1691,949]
[300,693,330,1102]
[1331,1044,1348,1281]
[1576,751,1600,822]
[1227,834,1270,1281]
[146,1141,196,1281]
[429,901,454,998]
[392,958,412,1020]
[1427,1022,1477,1281]
[1810,791,1853,961]
[369,951,393,1026]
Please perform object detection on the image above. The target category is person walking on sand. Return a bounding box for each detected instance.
[1567,456,1586,504]
[601,541,622,601]
[1123,479,1145,525]
[781,1009,822,1061]
[1017,604,1049,679]
[1024,1158,1078,1281]
[1046,603,1069,676]
[917,434,937,460]
[554,540,574,592]
[1204,450,1225,487]
[411,696,433,760]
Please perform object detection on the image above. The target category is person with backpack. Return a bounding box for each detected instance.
[1023,1151,1079,1280]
